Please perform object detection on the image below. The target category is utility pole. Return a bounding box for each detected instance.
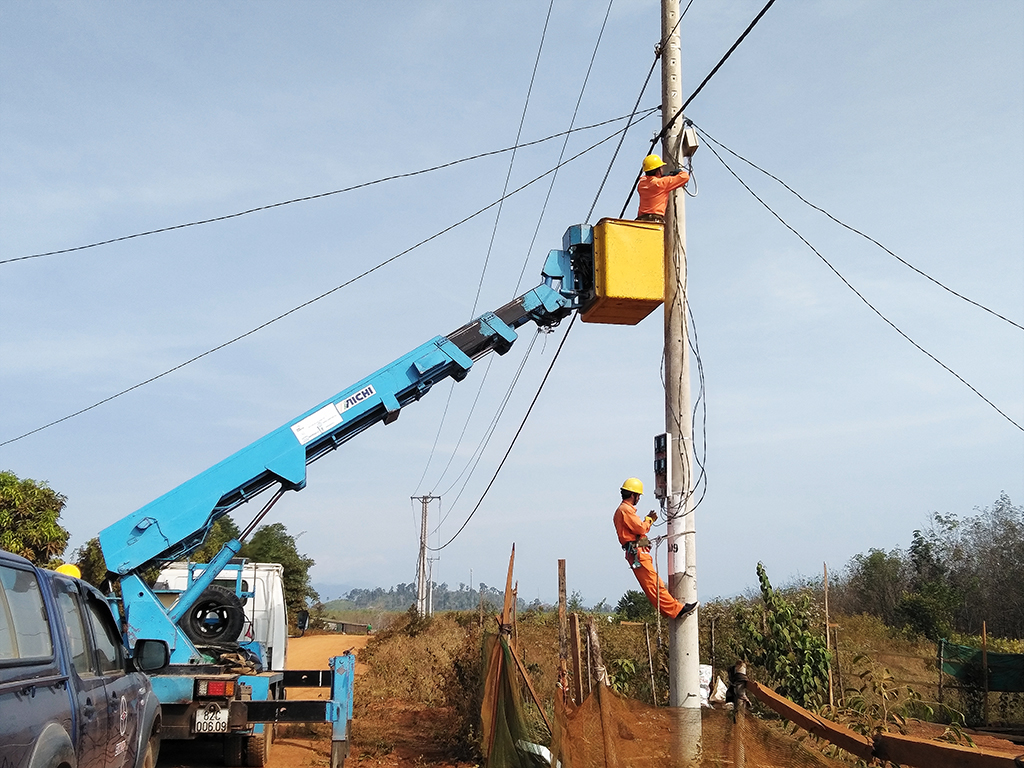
[661,0,701,762]
[412,494,439,617]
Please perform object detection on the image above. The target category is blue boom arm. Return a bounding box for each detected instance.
[99,225,593,660]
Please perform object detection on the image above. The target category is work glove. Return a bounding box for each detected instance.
[637,536,652,549]
[646,510,658,523]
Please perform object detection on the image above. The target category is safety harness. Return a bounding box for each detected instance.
[622,539,643,570]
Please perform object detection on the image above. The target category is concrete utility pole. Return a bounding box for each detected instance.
[661,0,702,762]
[412,494,439,617]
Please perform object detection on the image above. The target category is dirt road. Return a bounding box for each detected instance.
[158,633,372,768]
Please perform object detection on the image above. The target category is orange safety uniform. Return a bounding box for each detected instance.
[637,171,690,217]
[613,499,684,618]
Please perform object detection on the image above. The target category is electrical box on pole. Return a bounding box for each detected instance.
[654,432,671,501]
[680,125,699,158]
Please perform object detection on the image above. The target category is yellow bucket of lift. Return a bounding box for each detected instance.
[581,218,664,325]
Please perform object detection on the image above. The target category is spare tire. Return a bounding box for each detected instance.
[180,585,245,645]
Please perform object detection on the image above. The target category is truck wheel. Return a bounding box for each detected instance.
[180,585,245,644]
[245,726,273,767]
[140,730,160,768]
[223,734,245,767]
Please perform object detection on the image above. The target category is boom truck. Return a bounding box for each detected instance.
[95,220,664,767]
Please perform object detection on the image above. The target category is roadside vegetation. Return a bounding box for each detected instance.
[339,493,1022,764]
[4,470,1019,762]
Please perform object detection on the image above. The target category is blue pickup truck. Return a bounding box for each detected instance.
[0,549,168,768]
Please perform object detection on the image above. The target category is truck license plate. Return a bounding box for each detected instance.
[194,706,229,734]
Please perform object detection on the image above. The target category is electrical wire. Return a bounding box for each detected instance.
[657,0,777,144]
[428,315,577,552]
[424,3,703,549]
[431,331,541,531]
[412,379,458,493]
[515,0,615,294]
[592,0,696,221]
[415,0,557,493]
[423,0,621,500]
[658,204,706,524]
[620,0,779,218]
[0,125,632,448]
[693,124,1024,332]
[470,0,555,319]
[425,357,497,496]
[0,111,653,267]
[702,138,1024,433]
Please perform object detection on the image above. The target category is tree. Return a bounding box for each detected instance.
[240,522,318,622]
[615,589,656,622]
[74,537,109,588]
[738,562,831,709]
[832,494,1024,640]
[837,548,907,625]
[191,516,241,563]
[0,470,70,566]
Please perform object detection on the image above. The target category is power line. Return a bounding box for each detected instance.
[470,0,554,319]
[419,0,555,498]
[432,332,540,529]
[0,111,655,267]
[427,0,699,545]
[692,124,1024,332]
[0,125,632,448]
[590,0,695,221]
[620,0,778,218]
[702,138,1023,433]
[428,314,577,552]
[517,0,615,292]
[423,0,619,499]
[658,0,777,143]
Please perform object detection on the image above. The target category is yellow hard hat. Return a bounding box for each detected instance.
[621,477,644,495]
[642,154,666,173]
[55,563,82,579]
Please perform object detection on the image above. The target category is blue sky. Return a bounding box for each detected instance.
[2,1,1021,607]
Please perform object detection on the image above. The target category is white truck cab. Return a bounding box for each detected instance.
[154,560,287,671]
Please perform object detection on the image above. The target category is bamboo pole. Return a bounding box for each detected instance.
[645,622,658,706]
[982,621,989,727]
[506,637,553,735]
[558,560,570,702]
[824,562,834,708]
[570,613,584,704]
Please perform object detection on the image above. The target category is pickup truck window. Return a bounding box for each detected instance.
[0,563,53,662]
[85,596,122,674]
[54,580,94,674]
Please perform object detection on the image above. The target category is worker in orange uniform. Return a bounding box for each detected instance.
[613,477,698,619]
[636,154,690,223]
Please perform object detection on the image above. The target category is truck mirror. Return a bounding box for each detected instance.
[134,639,170,673]
[296,610,310,631]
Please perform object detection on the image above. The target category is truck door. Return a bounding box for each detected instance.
[82,591,140,768]
[52,577,111,768]
[0,561,69,768]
